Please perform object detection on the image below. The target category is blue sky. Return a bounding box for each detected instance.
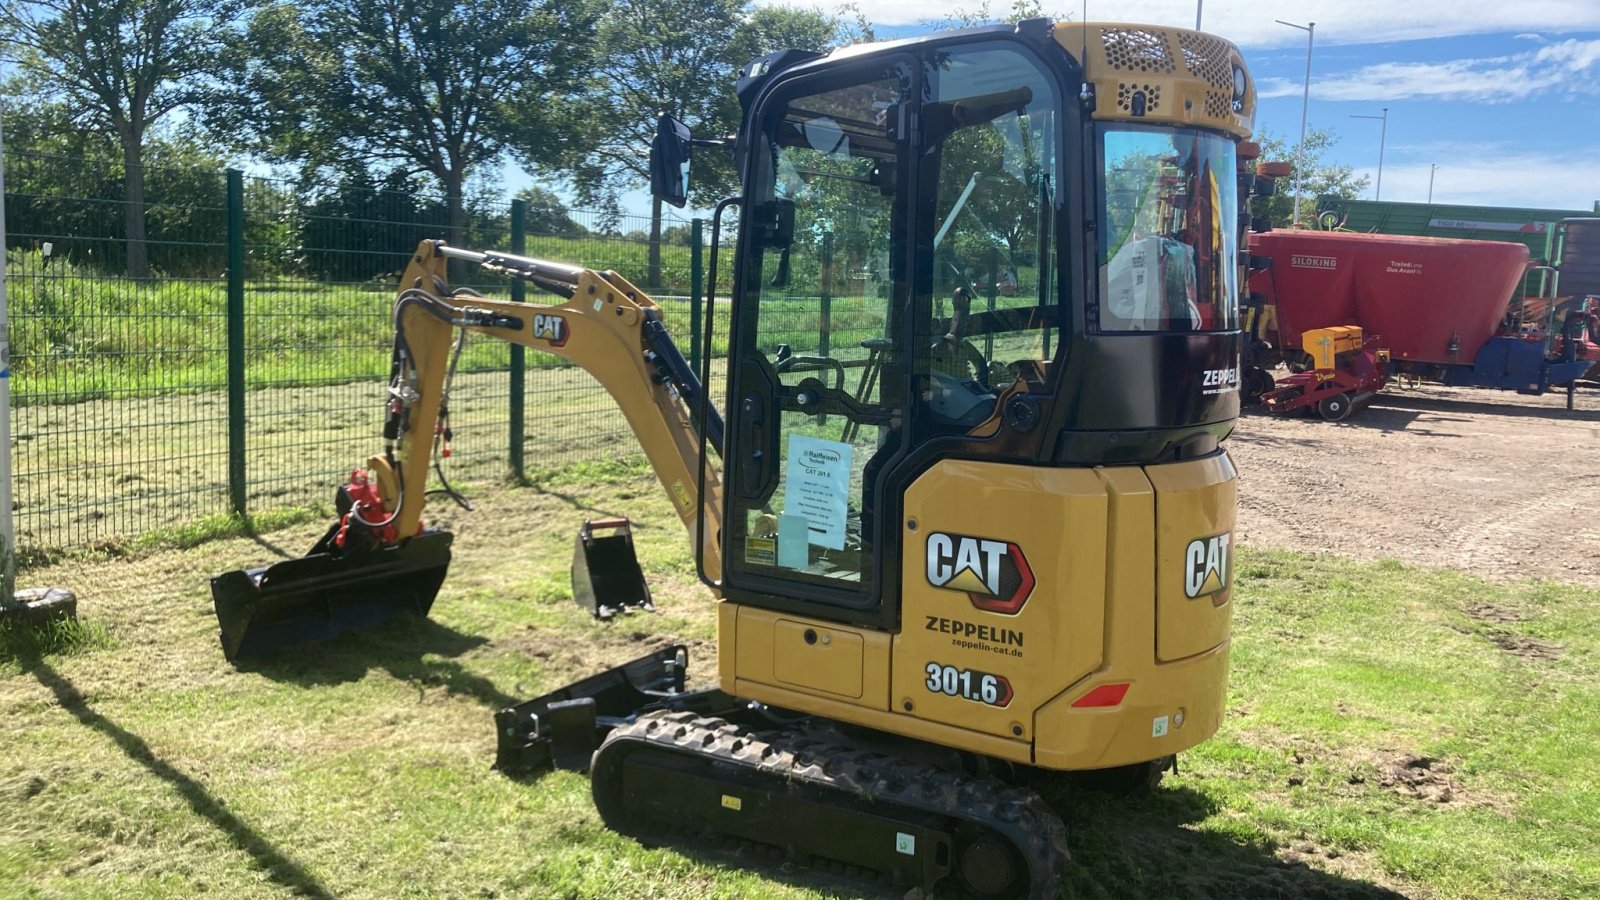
[586,0,1600,222]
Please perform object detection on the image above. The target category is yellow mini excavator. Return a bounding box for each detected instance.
[213,20,1257,898]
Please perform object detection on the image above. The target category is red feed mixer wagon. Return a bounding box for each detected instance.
[1243,230,1594,399]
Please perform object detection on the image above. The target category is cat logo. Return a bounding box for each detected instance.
[532,313,568,348]
[925,532,1034,615]
[1184,532,1232,603]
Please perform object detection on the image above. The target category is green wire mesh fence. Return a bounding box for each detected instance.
[3,150,713,559]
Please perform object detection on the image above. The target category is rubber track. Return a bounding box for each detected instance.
[592,710,1069,899]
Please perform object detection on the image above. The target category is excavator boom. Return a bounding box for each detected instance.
[211,240,723,661]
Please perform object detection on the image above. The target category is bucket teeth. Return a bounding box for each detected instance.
[211,529,453,663]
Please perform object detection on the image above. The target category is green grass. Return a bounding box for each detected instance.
[0,616,114,674]
[3,472,1599,898]
[4,240,718,406]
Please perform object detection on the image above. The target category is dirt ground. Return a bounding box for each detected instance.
[1230,382,1600,586]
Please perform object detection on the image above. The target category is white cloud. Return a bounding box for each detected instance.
[757,0,1600,48]
[1254,39,1600,102]
[1355,154,1600,210]
[1514,33,1547,42]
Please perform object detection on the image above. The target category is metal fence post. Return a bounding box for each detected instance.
[689,218,703,374]
[819,231,833,359]
[985,246,998,360]
[509,199,527,481]
[226,169,246,517]
[0,121,15,598]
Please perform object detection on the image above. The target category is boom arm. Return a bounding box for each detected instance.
[369,240,724,583]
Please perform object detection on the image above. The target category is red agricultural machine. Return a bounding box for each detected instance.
[1260,325,1389,420]
[1242,226,1596,407]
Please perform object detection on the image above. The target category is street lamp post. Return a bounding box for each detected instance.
[1428,164,1439,204]
[1351,107,1389,201]
[1276,20,1315,224]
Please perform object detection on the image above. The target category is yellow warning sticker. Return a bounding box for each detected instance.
[671,479,693,510]
[745,537,776,566]
[721,794,742,811]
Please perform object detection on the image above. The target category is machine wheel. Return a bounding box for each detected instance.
[955,826,1028,898]
[1242,367,1276,405]
[1318,392,1353,421]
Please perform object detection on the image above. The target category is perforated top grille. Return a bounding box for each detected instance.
[1102,28,1175,74]
[1177,32,1232,91]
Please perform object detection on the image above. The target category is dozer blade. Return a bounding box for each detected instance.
[211,530,453,663]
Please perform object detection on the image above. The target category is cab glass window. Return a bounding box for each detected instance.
[1098,126,1238,332]
[917,46,1060,429]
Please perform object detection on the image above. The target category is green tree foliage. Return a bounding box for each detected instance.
[925,0,1047,29]
[556,0,866,287]
[2,91,232,276]
[0,0,238,277]
[1251,127,1370,227]
[285,169,510,280]
[515,186,588,237]
[215,0,598,273]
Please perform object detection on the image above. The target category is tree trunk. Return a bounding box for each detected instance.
[648,195,663,290]
[445,169,468,284]
[122,137,150,279]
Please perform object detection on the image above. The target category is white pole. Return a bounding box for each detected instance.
[1428,164,1439,204]
[0,107,15,603]
[1351,108,1389,200]
[1277,20,1315,225]
[1196,0,1203,30]
[1376,108,1387,200]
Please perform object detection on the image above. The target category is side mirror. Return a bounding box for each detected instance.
[650,115,692,209]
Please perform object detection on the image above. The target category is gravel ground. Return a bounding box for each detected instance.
[1230,381,1600,585]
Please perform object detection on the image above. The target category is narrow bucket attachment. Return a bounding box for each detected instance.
[211,530,453,663]
[571,518,653,619]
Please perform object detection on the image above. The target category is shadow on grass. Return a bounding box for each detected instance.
[1049,782,1412,900]
[23,654,335,899]
[243,617,522,711]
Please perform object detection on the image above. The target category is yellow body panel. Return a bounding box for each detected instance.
[1055,23,1255,138]
[720,454,1238,771]
[894,462,1109,742]
[1151,455,1237,661]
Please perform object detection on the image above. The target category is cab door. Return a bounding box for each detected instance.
[721,59,916,623]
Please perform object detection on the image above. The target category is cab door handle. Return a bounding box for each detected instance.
[738,393,768,498]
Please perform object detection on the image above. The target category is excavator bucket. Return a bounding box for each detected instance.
[571,518,653,619]
[210,530,453,663]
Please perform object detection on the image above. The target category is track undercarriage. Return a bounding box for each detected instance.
[494,646,1069,899]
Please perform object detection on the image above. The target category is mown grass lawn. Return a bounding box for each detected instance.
[2,460,1597,899]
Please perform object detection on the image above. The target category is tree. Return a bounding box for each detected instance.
[0,0,237,277]
[2,87,235,276]
[217,0,597,274]
[515,185,587,236]
[926,1,1047,29]
[557,0,865,288]
[1252,127,1370,227]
